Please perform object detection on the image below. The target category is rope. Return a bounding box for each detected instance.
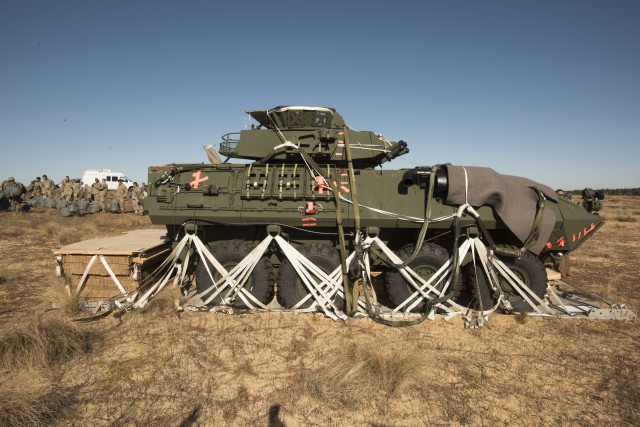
[394,164,440,268]
[343,126,361,315]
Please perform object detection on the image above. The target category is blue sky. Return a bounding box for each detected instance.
[1,0,638,190]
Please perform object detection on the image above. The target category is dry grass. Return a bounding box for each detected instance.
[0,315,92,370]
[0,313,93,426]
[137,287,179,316]
[0,369,66,427]
[0,197,638,426]
[314,342,422,398]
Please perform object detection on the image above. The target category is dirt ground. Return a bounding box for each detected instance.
[0,196,638,426]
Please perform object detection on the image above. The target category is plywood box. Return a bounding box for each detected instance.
[53,229,170,303]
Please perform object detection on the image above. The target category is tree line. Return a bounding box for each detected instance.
[569,188,640,196]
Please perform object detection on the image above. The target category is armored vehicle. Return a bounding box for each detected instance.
[145,106,603,315]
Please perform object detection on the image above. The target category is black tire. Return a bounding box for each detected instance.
[467,245,548,313]
[277,243,345,310]
[499,248,548,312]
[465,262,497,311]
[383,243,463,313]
[195,239,274,309]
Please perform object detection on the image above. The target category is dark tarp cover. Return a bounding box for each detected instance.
[443,165,558,255]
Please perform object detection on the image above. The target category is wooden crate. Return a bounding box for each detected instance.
[53,229,170,303]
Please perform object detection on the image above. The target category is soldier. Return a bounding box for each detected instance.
[98,178,108,212]
[130,182,145,215]
[83,184,93,200]
[59,176,70,200]
[31,177,43,198]
[1,177,23,212]
[62,178,74,201]
[116,179,127,213]
[41,175,54,198]
[91,178,100,201]
[91,178,104,212]
[0,177,12,191]
[72,180,81,201]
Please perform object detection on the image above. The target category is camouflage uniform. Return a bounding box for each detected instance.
[72,181,81,200]
[83,184,92,200]
[98,179,108,212]
[116,181,127,213]
[59,177,69,200]
[91,178,101,201]
[41,176,54,198]
[0,178,11,192]
[31,178,43,197]
[62,180,74,201]
[130,182,145,215]
[1,177,22,212]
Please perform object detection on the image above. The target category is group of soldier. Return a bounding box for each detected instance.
[2,174,146,215]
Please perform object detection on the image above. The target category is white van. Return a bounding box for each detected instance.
[81,169,133,190]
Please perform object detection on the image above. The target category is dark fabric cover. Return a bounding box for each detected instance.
[443,165,558,254]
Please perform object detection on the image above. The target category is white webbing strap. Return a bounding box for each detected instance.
[134,233,192,308]
[76,255,98,294]
[468,238,501,314]
[490,257,553,314]
[195,235,273,309]
[370,236,451,313]
[273,141,298,151]
[99,255,129,299]
[395,239,472,314]
[274,236,346,320]
[280,246,368,315]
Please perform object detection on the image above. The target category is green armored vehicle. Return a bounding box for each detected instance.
[145,106,603,314]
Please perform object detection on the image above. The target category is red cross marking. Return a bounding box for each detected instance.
[190,170,209,189]
[314,176,326,194]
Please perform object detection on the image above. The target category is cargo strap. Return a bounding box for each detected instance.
[140,232,367,320]
[397,164,440,268]
[75,254,134,305]
[342,126,361,315]
[295,150,353,315]
[134,232,194,309]
[125,220,625,325]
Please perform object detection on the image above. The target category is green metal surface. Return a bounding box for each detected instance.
[145,106,603,268]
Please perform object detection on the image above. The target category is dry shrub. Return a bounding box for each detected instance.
[138,288,178,316]
[43,222,57,238]
[57,229,83,246]
[78,221,100,237]
[0,227,21,239]
[0,369,65,427]
[301,342,422,404]
[41,284,82,317]
[0,315,92,370]
[611,214,638,223]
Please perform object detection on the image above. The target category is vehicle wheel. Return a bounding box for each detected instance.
[195,239,274,309]
[277,243,345,310]
[383,243,463,313]
[465,263,498,311]
[498,246,548,312]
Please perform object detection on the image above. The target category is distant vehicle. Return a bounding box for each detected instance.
[81,169,133,190]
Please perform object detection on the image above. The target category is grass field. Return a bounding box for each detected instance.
[0,196,638,426]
